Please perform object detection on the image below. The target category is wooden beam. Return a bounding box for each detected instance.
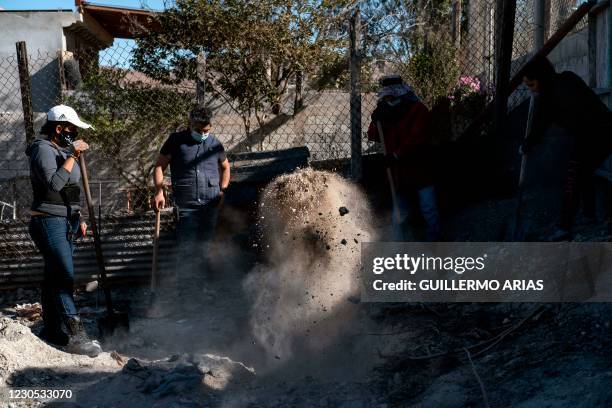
[460,0,596,140]
[493,0,517,138]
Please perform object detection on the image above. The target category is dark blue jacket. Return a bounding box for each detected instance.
[160,130,226,208]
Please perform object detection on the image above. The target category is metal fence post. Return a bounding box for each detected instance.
[534,0,545,51]
[349,8,362,181]
[196,51,206,106]
[16,41,35,146]
[588,8,597,89]
[493,0,516,138]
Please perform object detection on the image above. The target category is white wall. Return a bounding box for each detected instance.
[0,11,79,180]
[0,10,77,57]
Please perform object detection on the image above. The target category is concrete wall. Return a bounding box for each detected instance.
[0,11,79,180]
[510,7,611,110]
[0,10,77,57]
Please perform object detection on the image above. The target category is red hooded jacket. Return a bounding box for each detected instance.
[367,99,435,191]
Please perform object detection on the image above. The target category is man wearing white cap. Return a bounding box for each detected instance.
[25,104,102,357]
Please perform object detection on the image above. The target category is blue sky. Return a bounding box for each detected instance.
[0,0,166,11]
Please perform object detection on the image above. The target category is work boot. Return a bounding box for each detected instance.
[39,327,69,347]
[65,316,102,357]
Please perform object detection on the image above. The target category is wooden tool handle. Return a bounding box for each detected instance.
[151,209,161,292]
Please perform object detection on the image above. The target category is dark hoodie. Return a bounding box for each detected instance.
[526,71,612,162]
[25,138,82,217]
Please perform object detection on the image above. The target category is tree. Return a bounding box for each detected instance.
[358,0,459,100]
[65,66,193,210]
[132,0,355,149]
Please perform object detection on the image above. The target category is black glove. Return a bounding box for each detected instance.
[383,153,399,167]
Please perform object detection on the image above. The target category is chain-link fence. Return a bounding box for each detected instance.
[0,0,598,284]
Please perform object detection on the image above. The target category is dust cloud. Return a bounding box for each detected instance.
[244,169,375,361]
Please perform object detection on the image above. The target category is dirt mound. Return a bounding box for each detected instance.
[245,169,375,360]
[0,317,120,388]
[71,353,255,407]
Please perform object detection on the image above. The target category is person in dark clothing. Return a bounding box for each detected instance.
[368,75,441,241]
[153,107,230,313]
[521,56,612,240]
[25,104,102,357]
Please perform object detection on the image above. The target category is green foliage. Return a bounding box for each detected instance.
[132,0,352,138]
[398,37,460,108]
[64,66,193,207]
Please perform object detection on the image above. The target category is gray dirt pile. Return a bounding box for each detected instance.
[71,353,256,407]
[0,317,120,387]
[245,169,375,360]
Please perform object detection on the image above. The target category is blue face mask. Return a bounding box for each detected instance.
[191,130,209,143]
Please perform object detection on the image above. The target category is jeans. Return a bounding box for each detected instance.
[175,200,219,300]
[393,185,441,241]
[28,214,80,335]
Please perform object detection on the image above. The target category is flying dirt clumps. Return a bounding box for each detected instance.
[245,169,375,360]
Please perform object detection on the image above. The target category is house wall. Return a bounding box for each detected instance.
[0,11,76,56]
[0,11,79,181]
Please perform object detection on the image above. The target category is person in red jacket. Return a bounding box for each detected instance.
[368,75,441,241]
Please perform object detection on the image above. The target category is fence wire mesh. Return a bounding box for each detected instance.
[0,0,594,281]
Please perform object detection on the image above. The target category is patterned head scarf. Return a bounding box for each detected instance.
[377,75,419,102]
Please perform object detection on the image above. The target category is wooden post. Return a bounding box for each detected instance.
[196,52,206,106]
[349,8,362,181]
[493,0,516,138]
[57,51,67,94]
[293,70,303,115]
[16,42,35,146]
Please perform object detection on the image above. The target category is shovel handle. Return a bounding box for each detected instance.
[151,209,161,292]
[376,121,401,225]
[79,154,114,314]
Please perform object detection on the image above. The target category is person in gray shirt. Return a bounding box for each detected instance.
[25,105,102,357]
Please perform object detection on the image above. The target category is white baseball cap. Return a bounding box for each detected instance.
[46,105,93,129]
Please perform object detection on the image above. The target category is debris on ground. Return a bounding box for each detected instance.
[0,168,610,407]
[0,316,119,390]
[14,303,42,322]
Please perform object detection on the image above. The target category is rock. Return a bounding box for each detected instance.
[341,239,347,245]
[85,281,99,292]
[339,207,349,216]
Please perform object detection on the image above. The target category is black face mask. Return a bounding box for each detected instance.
[57,129,77,148]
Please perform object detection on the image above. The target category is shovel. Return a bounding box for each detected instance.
[79,154,130,337]
[507,94,538,241]
[151,208,161,295]
[376,121,402,232]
